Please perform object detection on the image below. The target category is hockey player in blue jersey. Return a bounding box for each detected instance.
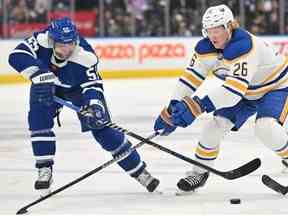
[154,4,288,193]
[8,17,159,195]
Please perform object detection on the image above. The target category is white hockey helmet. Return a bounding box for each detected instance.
[202,4,234,37]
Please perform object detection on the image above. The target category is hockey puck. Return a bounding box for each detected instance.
[230,198,241,204]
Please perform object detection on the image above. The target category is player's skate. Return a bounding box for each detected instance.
[135,169,160,193]
[176,171,209,195]
[34,167,53,197]
[282,159,288,173]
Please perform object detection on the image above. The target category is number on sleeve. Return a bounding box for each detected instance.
[190,53,197,67]
[26,36,39,52]
[86,64,99,81]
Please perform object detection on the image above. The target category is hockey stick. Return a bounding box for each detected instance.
[16,134,158,214]
[54,96,261,180]
[110,124,261,180]
[262,175,288,195]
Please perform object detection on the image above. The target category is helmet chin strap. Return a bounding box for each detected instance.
[52,49,70,66]
[53,50,65,61]
[52,48,80,67]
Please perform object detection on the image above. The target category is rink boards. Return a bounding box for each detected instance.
[1,36,288,84]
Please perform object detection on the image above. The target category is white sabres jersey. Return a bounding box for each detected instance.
[172,28,288,110]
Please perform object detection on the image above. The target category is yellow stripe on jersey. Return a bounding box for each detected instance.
[260,58,288,84]
[246,76,288,96]
[195,145,219,159]
[223,77,248,95]
[182,70,203,88]
[276,148,288,158]
[279,97,288,124]
[183,96,203,117]
[160,107,174,126]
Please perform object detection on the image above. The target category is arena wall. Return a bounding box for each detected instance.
[1,36,288,84]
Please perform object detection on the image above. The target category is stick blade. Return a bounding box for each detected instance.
[223,158,261,180]
[262,175,288,195]
[16,208,28,215]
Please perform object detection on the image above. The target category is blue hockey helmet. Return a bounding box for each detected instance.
[48,17,78,44]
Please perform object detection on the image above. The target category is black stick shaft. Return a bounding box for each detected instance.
[110,123,260,180]
[54,96,261,181]
[16,132,157,214]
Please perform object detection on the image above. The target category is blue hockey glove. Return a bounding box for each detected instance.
[154,100,178,136]
[30,70,56,106]
[171,96,205,128]
[80,99,111,129]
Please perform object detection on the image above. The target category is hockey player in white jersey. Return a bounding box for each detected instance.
[154,4,288,192]
[8,17,159,196]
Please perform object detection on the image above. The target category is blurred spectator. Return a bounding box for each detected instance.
[9,0,30,23]
[262,0,279,34]
[134,0,166,36]
[245,0,280,35]
[129,0,147,20]
[52,0,71,11]
[0,0,286,38]
[103,0,134,36]
[170,0,201,36]
[7,0,49,24]
[30,0,49,23]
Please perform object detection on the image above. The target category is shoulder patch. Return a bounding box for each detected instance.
[36,31,50,48]
[70,46,98,68]
[195,38,217,55]
[223,29,253,60]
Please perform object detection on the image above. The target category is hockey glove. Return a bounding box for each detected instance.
[171,96,205,127]
[30,70,56,106]
[80,99,111,129]
[154,100,177,136]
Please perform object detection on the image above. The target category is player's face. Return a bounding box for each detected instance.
[53,42,76,60]
[206,26,231,49]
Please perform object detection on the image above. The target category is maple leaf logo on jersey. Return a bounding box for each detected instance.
[62,27,71,33]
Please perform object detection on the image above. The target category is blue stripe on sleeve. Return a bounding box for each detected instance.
[186,67,205,80]
[179,78,196,92]
[223,85,244,97]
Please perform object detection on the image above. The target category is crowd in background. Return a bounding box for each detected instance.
[0,0,286,38]
[5,0,70,23]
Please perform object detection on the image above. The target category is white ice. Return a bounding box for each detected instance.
[0,78,287,215]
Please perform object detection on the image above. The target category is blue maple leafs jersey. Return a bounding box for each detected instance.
[8,29,102,103]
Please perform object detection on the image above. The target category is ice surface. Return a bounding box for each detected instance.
[0,78,287,215]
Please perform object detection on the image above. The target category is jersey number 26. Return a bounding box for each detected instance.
[233,62,248,77]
